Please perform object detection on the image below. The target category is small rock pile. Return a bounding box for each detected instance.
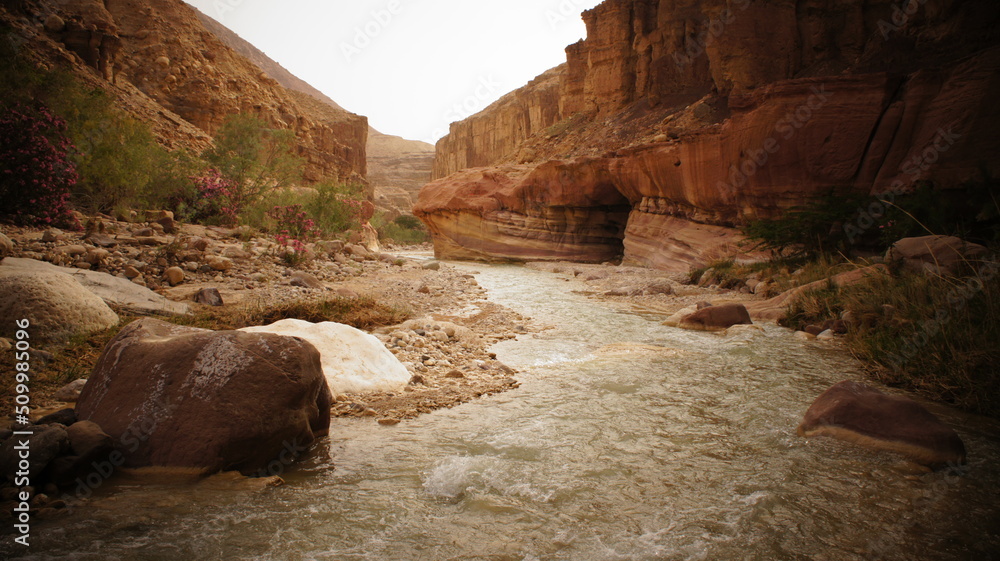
[0,408,114,523]
[0,212,412,295]
[333,316,522,421]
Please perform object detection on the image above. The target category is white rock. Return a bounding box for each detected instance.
[794,331,817,341]
[816,329,837,341]
[53,379,88,402]
[241,319,411,395]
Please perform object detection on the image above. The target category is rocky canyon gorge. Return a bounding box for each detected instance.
[416,0,1000,271]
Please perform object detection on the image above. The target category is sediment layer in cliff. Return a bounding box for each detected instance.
[368,131,435,217]
[3,0,368,184]
[418,0,1000,270]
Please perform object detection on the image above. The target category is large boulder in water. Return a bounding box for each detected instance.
[677,303,753,331]
[76,318,332,475]
[241,319,411,395]
[797,381,966,467]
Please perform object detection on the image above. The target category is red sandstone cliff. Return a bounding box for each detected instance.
[2,0,368,184]
[432,65,565,180]
[417,0,1000,270]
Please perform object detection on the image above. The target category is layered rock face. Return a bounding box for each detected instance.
[433,65,565,180]
[418,162,631,263]
[418,0,1000,270]
[2,0,368,183]
[368,131,435,216]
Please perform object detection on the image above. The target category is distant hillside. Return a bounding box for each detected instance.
[196,8,434,213]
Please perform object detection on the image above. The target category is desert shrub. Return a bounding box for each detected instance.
[0,103,80,228]
[267,204,320,265]
[1,27,197,216]
[240,182,366,237]
[784,264,1000,416]
[744,178,1000,258]
[374,213,431,245]
[305,181,366,236]
[201,113,304,223]
[742,190,870,257]
[871,178,1000,248]
[185,168,243,225]
[68,101,169,213]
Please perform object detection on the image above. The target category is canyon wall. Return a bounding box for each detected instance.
[368,131,435,217]
[3,0,368,184]
[417,0,1000,270]
[432,65,565,180]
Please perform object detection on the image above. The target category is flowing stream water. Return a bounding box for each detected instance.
[9,262,1000,560]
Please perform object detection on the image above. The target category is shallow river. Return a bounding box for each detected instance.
[9,263,1000,560]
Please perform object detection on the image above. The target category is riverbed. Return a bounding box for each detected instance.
[7,262,1000,560]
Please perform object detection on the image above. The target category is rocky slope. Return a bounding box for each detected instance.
[417,0,1000,270]
[198,8,434,212]
[2,0,367,183]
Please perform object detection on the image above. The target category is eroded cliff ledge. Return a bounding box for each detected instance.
[417,0,1000,271]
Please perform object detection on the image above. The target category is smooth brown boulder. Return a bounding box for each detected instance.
[886,235,989,276]
[66,420,114,459]
[678,304,752,331]
[798,381,966,467]
[76,318,332,475]
[193,287,224,307]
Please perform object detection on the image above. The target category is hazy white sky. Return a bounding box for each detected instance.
[183,0,604,144]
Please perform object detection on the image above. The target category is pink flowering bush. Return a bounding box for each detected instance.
[186,169,243,225]
[269,204,315,263]
[0,104,81,228]
[267,204,319,241]
[268,204,319,265]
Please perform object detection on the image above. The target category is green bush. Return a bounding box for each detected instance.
[872,178,1000,248]
[742,190,869,257]
[374,213,431,245]
[743,177,1000,259]
[202,113,304,221]
[239,182,365,238]
[306,181,365,236]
